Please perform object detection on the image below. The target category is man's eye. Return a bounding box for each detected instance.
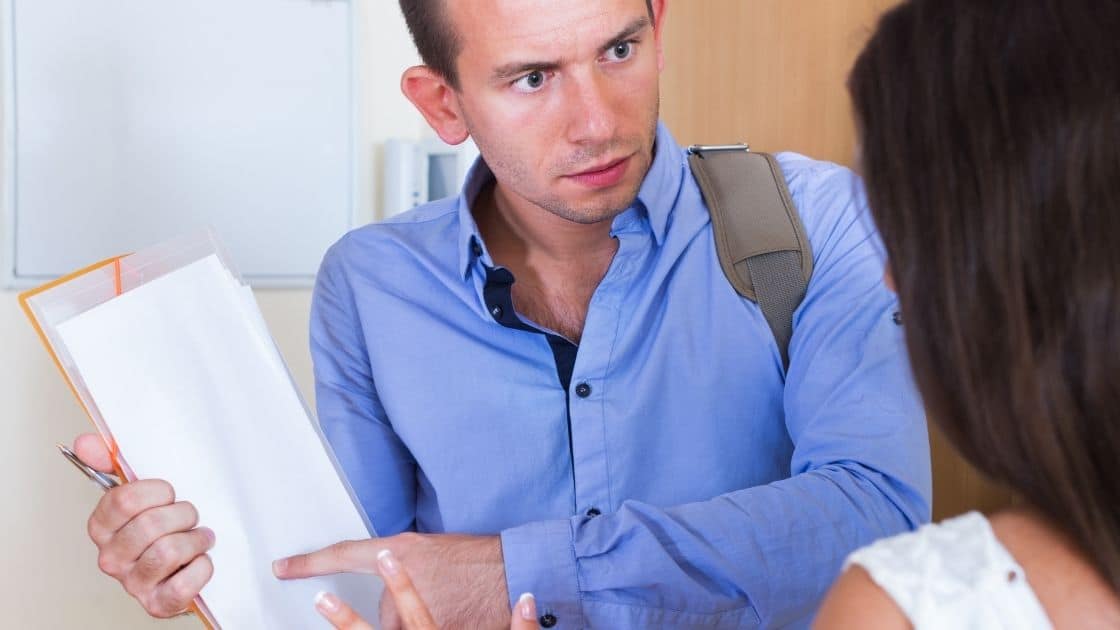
[513,70,547,93]
[606,41,634,61]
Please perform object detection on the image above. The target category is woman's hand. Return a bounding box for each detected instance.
[313,549,540,629]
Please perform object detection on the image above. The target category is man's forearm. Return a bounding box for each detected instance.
[501,462,928,629]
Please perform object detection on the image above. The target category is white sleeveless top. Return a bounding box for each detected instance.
[845,511,1053,629]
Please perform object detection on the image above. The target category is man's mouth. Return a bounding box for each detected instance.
[564,155,632,189]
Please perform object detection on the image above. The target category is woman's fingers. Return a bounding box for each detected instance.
[375,550,438,630]
[314,549,439,630]
[511,592,540,630]
[313,548,522,630]
[315,592,375,630]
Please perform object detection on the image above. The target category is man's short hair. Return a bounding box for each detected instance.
[399,0,654,90]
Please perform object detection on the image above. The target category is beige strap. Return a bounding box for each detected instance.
[688,147,813,368]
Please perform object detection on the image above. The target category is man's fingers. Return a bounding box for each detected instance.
[375,550,438,630]
[89,479,176,545]
[315,592,376,630]
[105,501,201,570]
[274,539,379,579]
[127,528,215,592]
[74,433,116,473]
[147,554,214,618]
[511,593,541,630]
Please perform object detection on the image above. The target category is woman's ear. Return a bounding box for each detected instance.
[400,66,470,145]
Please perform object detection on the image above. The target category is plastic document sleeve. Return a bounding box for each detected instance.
[19,229,380,630]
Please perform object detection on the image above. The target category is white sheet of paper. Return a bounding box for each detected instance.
[56,254,381,629]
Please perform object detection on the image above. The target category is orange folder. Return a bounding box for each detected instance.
[20,231,238,629]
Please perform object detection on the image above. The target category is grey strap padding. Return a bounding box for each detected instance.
[688,148,813,369]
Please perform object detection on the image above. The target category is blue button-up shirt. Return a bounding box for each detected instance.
[310,122,931,628]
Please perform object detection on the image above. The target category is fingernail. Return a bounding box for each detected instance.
[376,549,398,576]
[201,528,216,545]
[272,558,287,576]
[517,593,536,620]
[314,591,340,615]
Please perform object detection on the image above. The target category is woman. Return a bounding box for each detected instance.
[815,0,1120,627]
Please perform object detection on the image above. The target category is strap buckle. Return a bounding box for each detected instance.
[686,143,751,157]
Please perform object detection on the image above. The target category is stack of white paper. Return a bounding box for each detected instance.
[55,254,381,629]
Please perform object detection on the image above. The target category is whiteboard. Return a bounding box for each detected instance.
[3,0,356,287]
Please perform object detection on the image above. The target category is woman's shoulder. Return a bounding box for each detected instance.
[814,561,911,630]
[988,509,1120,629]
[815,511,1053,629]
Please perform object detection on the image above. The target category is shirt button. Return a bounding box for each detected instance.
[575,382,592,398]
[586,508,601,517]
[892,311,903,326]
[490,305,504,319]
[539,613,558,628]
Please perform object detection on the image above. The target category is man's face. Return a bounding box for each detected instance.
[446,0,662,225]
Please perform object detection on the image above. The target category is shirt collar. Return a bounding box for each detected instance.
[457,158,497,279]
[457,121,685,279]
[633,121,686,247]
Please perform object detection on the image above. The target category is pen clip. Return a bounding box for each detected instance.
[57,443,120,490]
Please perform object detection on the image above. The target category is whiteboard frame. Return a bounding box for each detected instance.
[1,0,363,289]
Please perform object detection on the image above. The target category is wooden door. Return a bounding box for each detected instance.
[659,0,1016,520]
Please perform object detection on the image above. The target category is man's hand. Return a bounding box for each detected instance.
[75,433,215,618]
[275,533,510,630]
[313,549,540,630]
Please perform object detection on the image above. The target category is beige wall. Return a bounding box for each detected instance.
[0,3,424,628]
[659,0,1016,521]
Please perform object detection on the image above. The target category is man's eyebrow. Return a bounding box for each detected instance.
[491,60,562,82]
[489,16,653,82]
[600,16,652,53]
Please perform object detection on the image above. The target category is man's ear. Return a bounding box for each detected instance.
[401,66,470,145]
[651,0,668,72]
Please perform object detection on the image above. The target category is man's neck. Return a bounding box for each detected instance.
[473,180,621,343]
[476,181,618,265]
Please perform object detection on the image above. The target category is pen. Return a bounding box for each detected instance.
[57,442,120,491]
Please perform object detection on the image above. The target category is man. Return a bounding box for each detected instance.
[75,0,930,627]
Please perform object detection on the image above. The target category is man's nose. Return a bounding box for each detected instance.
[565,71,618,146]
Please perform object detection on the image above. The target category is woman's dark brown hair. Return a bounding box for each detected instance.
[849,0,1120,590]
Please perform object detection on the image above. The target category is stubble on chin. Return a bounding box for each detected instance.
[535,176,645,225]
[472,101,660,226]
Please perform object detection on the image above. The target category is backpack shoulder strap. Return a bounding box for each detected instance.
[687,145,814,369]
